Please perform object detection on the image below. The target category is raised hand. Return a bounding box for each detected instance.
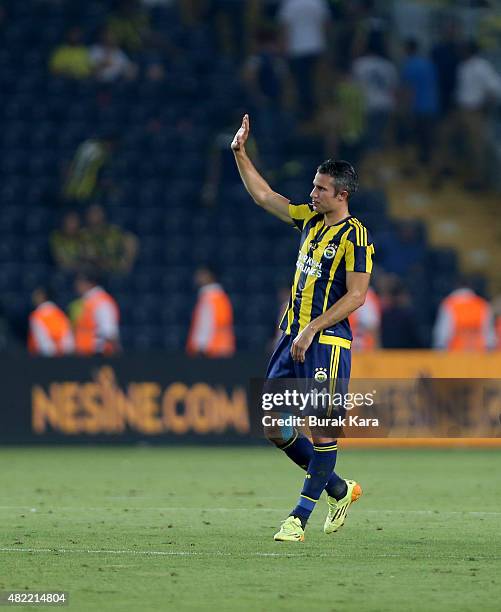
[231,114,250,152]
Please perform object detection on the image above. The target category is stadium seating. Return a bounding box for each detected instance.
[0,0,485,351]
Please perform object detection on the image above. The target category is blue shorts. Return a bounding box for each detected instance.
[266,333,351,386]
[265,333,351,423]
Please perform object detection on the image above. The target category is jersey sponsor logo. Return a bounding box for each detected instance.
[296,252,322,277]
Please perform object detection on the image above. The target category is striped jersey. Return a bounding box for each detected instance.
[279,203,375,345]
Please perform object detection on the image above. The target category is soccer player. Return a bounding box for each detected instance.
[232,114,375,542]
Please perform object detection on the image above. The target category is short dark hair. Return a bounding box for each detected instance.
[465,39,479,57]
[256,25,277,45]
[317,159,359,198]
[197,263,219,280]
[34,286,54,302]
[76,269,101,287]
[405,38,419,55]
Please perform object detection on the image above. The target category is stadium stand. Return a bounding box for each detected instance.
[0,0,497,351]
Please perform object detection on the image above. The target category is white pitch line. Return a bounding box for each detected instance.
[0,548,499,560]
[361,510,501,517]
[0,506,500,517]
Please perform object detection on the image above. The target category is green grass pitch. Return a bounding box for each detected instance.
[0,446,499,611]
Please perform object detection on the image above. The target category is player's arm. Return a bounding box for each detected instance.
[231,114,293,225]
[311,272,370,333]
[291,272,370,362]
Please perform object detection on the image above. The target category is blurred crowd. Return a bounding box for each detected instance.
[50,204,137,275]
[27,260,501,356]
[185,264,501,358]
[199,0,501,195]
[1,0,501,354]
[36,0,501,196]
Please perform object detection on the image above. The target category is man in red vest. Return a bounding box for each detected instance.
[432,278,496,350]
[186,265,235,358]
[74,271,120,355]
[28,287,74,356]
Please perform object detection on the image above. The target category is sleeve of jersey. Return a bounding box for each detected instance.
[345,227,375,273]
[288,203,315,231]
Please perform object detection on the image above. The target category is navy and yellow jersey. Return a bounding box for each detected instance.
[279,203,375,346]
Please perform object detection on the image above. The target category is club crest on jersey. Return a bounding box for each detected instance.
[314,367,328,383]
[324,243,337,259]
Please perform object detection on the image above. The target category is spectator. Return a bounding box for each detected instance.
[334,0,389,69]
[50,211,84,272]
[89,28,137,83]
[211,0,261,59]
[278,0,331,119]
[49,26,93,80]
[28,287,74,356]
[74,271,120,355]
[107,0,152,53]
[202,113,260,207]
[381,282,421,349]
[400,38,439,167]
[81,204,138,274]
[349,285,381,351]
[429,19,463,186]
[177,0,209,28]
[314,64,366,161]
[352,34,398,153]
[241,26,292,149]
[431,18,462,119]
[63,134,118,203]
[186,265,235,358]
[242,26,290,115]
[454,40,501,189]
[432,278,496,351]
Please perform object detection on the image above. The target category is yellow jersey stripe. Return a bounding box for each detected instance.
[320,227,353,315]
[344,238,355,271]
[328,344,335,392]
[329,345,340,398]
[285,221,320,333]
[288,203,313,221]
[348,219,360,245]
[318,334,351,349]
[330,346,341,398]
[366,244,374,273]
[351,218,367,246]
[332,345,341,379]
[356,218,367,246]
[297,224,337,331]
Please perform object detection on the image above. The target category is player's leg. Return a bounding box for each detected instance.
[274,342,345,541]
[323,346,363,534]
[262,333,296,447]
[266,338,346,496]
[285,343,346,532]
